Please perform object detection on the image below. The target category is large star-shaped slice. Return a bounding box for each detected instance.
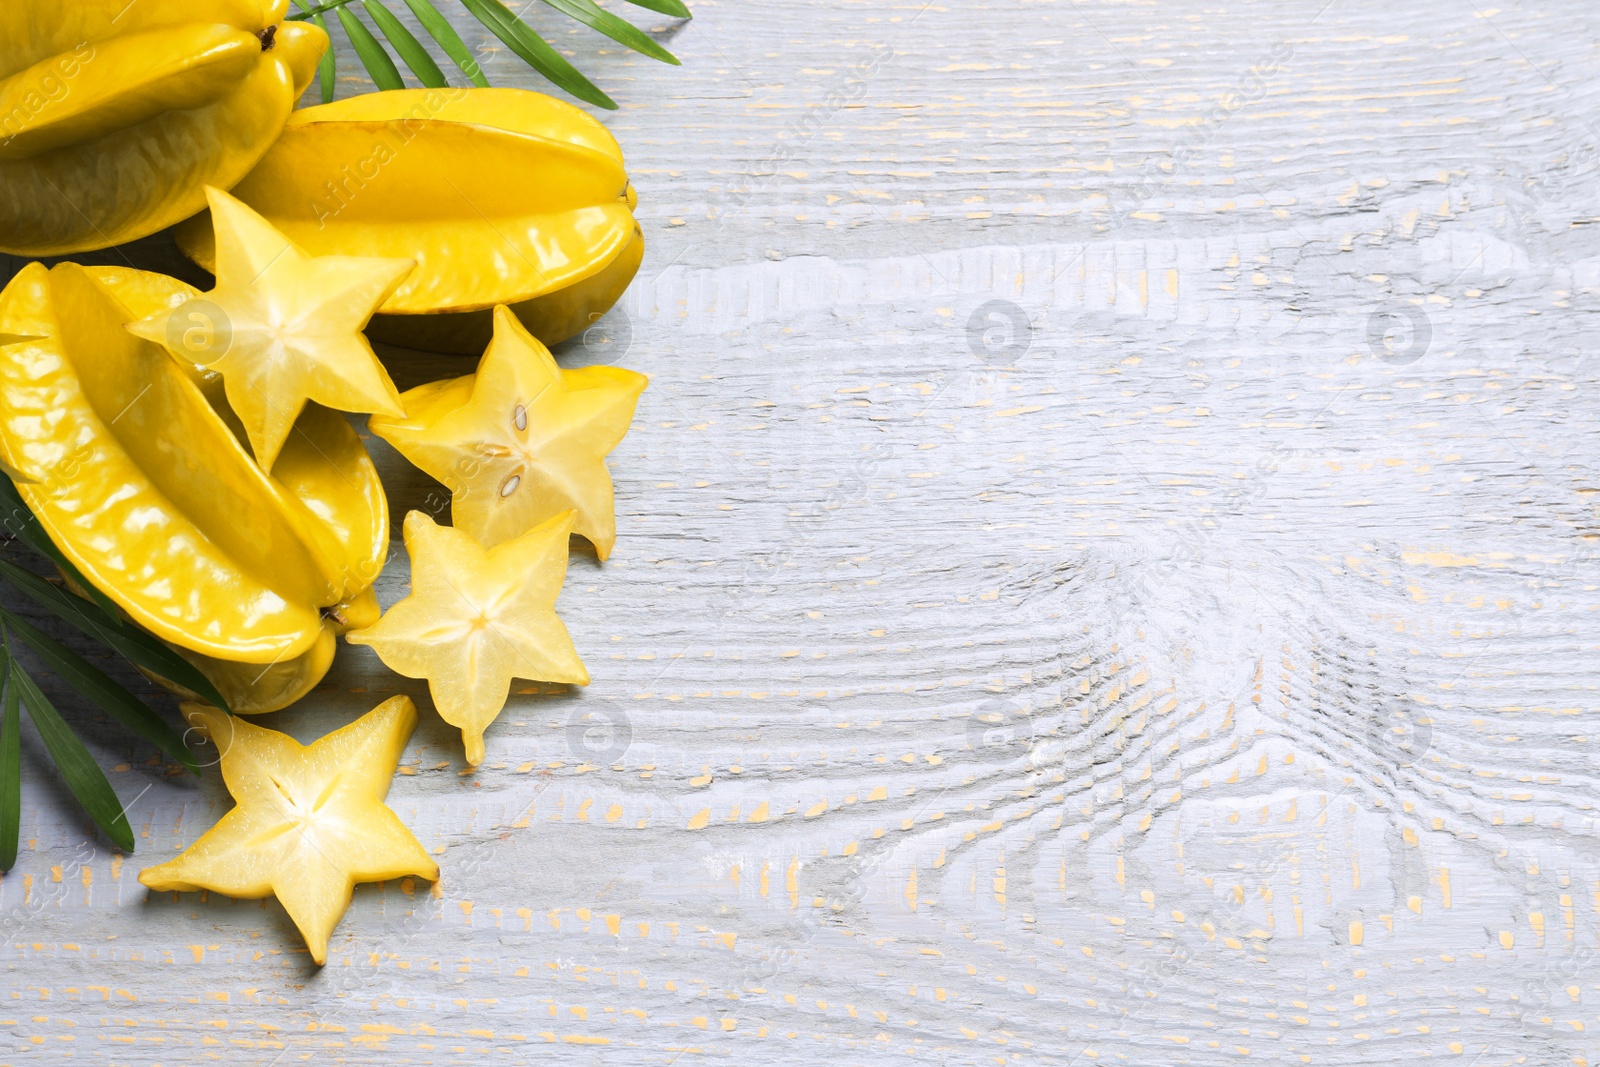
[127,186,412,471]
[139,696,437,965]
[346,509,589,765]
[367,306,646,559]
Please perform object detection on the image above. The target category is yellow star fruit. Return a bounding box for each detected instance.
[0,0,327,255]
[367,306,646,559]
[127,186,411,473]
[347,510,589,766]
[174,87,642,354]
[139,696,437,965]
[0,262,388,713]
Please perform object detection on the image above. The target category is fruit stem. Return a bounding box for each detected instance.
[258,24,278,51]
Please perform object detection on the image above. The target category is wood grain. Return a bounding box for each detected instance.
[4,0,1600,1062]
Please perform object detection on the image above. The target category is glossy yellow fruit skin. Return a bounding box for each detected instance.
[157,586,380,712]
[0,263,387,713]
[0,0,326,256]
[176,87,642,355]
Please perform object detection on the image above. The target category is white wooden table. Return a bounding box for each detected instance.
[4,0,1600,1062]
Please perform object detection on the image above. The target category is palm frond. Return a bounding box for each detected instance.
[457,0,612,108]
[6,636,135,854]
[622,0,691,16]
[292,0,340,103]
[287,0,689,109]
[0,483,217,866]
[401,0,489,86]
[538,0,679,66]
[365,0,449,88]
[0,657,18,870]
[337,5,405,90]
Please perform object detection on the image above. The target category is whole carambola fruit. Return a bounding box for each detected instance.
[176,88,643,355]
[0,0,326,256]
[0,263,387,713]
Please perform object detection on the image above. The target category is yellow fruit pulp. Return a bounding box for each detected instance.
[139,696,438,965]
[347,510,588,766]
[368,306,647,560]
[128,186,412,473]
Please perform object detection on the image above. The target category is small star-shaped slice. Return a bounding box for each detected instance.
[367,306,646,559]
[139,696,437,965]
[127,186,412,471]
[347,510,589,765]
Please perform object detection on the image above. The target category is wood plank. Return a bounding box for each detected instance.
[3,0,1599,1062]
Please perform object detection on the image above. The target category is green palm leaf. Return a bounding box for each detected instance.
[292,0,339,103]
[0,558,233,715]
[3,611,198,775]
[0,655,18,870]
[458,0,613,109]
[402,0,489,86]
[338,5,406,90]
[538,0,678,65]
[286,0,688,106]
[365,0,449,87]
[7,634,135,853]
[623,0,691,15]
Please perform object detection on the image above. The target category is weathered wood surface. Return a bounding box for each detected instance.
[5,0,1600,1062]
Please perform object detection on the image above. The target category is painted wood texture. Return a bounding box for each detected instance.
[3,0,1600,1063]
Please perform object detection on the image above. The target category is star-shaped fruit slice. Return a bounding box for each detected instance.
[347,510,589,765]
[367,306,646,559]
[127,186,413,471]
[139,696,437,965]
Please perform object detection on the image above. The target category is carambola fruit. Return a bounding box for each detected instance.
[176,87,643,355]
[0,262,386,712]
[0,0,326,256]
